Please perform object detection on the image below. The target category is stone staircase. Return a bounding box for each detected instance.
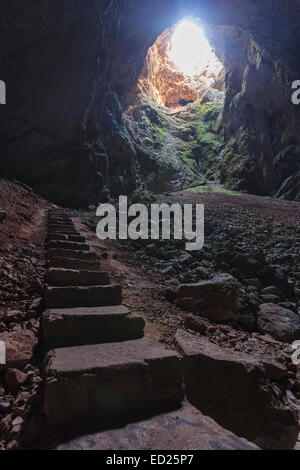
[40,209,263,450]
[42,209,184,444]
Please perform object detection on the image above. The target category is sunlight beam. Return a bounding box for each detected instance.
[168,19,221,77]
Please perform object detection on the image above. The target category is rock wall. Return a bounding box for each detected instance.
[0,0,300,205]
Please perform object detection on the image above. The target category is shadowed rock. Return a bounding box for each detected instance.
[175,329,299,450]
[176,273,239,321]
[258,303,300,343]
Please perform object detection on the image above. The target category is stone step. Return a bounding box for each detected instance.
[48,219,73,223]
[48,224,75,232]
[44,339,183,431]
[175,329,299,450]
[49,257,102,272]
[47,233,86,243]
[68,234,86,243]
[47,234,70,242]
[48,218,73,223]
[48,248,96,262]
[48,215,71,220]
[46,268,110,286]
[48,219,73,225]
[45,284,122,308]
[48,230,80,236]
[47,240,90,251]
[56,404,259,450]
[42,305,145,349]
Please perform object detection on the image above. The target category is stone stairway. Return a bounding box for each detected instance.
[40,209,261,450]
[42,209,184,443]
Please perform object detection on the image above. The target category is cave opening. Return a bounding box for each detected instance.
[125,17,226,193]
[138,17,225,110]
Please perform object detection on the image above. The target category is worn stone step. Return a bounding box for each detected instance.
[48,216,71,221]
[44,339,183,431]
[47,233,86,243]
[49,257,101,272]
[46,268,110,286]
[47,234,70,242]
[48,220,71,226]
[43,305,145,349]
[48,218,73,224]
[45,284,122,308]
[48,248,96,262]
[48,215,71,221]
[48,224,75,232]
[48,230,80,236]
[57,404,259,451]
[47,240,90,251]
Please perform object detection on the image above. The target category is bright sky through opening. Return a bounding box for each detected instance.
[168,19,221,76]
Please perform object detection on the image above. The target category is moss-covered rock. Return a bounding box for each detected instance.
[125,97,224,193]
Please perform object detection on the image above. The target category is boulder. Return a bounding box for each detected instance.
[258,303,300,343]
[0,331,37,368]
[175,329,299,450]
[176,273,239,321]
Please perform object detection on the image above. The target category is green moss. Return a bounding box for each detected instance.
[186,184,243,196]
[151,123,166,140]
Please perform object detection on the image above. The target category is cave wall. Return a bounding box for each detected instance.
[0,0,300,205]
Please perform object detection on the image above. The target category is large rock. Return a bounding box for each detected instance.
[176,273,239,321]
[0,331,37,369]
[175,329,299,450]
[258,303,300,343]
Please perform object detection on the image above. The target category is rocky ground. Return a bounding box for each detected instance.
[0,179,51,450]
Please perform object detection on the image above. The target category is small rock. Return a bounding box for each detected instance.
[12,416,24,427]
[245,279,262,290]
[0,209,7,222]
[261,286,282,296]
[6,440,17,450]
[5,369,27,391]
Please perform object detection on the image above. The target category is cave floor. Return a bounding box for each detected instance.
[65,187,300,450]
[1,181,300,450]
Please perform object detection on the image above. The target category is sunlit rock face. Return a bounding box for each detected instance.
[138,23,224,109]
[0,0,300,204]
